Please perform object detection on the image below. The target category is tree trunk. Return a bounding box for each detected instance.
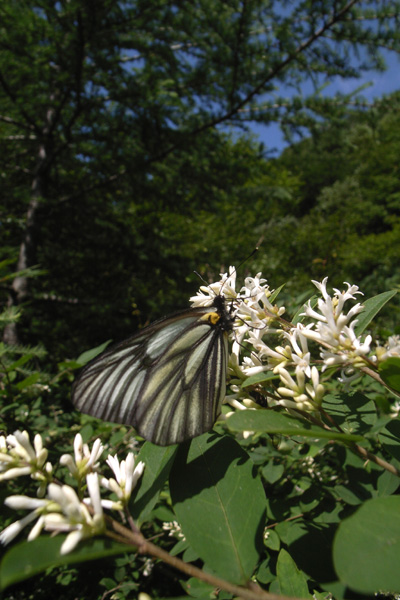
[3,105,55,345]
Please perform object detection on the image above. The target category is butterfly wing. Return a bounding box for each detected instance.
[71,308,230,446]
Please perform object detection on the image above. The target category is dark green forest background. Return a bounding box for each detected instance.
[1,2,400,598]
[2,1,400,361]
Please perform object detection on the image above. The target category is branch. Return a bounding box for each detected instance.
[0,114,36,132]
[229,0,249,110]
[143,0,361,164]
[206,0,360,119]
[360,365,400,399]
[350,441,400,478]
[105,518,308,600]
[298,407,400,478]
[0,70,40,133]
[33,0,367,204]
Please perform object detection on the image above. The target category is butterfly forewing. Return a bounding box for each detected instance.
[72,303,233,446]
[134,321,228,445]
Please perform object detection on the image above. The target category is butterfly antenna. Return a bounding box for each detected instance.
[193,271,209,286]
[219,246,259,294]
[193,246,259,303]
[234,246,259,275]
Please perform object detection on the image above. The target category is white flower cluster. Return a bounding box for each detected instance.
[0,431,144,554]
[162,520,186,540]
[376,334,400,362]
[0,430,52,497]
[301,279,371,370]
[192,270,394,414]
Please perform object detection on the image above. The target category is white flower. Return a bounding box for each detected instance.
[0,496,52,546]
[0,431,51,492]
[302,279,364,339]
[338,366,362,388]
[0,473,105,554]
[142,558,154,577]
[282,328,312,377]
[101,453,145,509]
[276,365,324,411]
[224,397,253,411]
[190,266,238,307]
[300,279,371,370]
[162,520,185,540]
[235,273,285,336]
[375,335,400,362]
[390,399,400,418]
[60,434,103,480]
[45,474,105,554]
[236,341,272,376]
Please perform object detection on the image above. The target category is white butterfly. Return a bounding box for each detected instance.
[72,294,234,446]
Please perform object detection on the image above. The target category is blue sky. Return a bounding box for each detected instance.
[249,49,400,155]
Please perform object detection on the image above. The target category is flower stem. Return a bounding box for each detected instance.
[360,365,400,399]
[295,408,400,477]
[349,441,400,477]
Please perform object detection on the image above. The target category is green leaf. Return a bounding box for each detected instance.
[0,536,132,591]
[276,549,311,599]
[331,447,381,506]
[274,518,337,584]
[379,357,400,393]
[269,283,285,303]
[261,461,284,484]
[169,539,190,558]
[376,468,400,497]
[227,410,364,442]
[256,558,275,585]
[16,372,40,390]
[264,528,280,551]
[378,419,400,462]
[6,354,32,372]
[130,442,178,525]
[241,371,277,388]
[170,433,265,585]
[333,496,400,594]
[322,392,377,435]
[181,577,215,598]
[354,290,398,336]
[58,359,82,371]
[76,341,112,366]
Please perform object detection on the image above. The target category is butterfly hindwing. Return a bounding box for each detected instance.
[72,303,232,446]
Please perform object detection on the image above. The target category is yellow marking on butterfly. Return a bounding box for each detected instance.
[200,311,221,326]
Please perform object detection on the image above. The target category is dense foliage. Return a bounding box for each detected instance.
[2,0,400,354]
[1,274,400,600]
[275,95,400,298]
[1,1,400,599]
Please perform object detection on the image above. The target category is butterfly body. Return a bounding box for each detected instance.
[72,296,234,446]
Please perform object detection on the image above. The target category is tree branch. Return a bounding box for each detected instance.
[0,114,36,131]
[142,0,361,164]
[0,69,40,133]
[105,518,308,600]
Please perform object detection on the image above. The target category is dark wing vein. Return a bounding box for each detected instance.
[71,308,229,445]
[135,325,227,445]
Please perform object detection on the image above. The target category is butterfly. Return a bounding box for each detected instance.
[71,293,235,446]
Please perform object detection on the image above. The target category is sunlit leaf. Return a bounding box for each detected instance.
[170,433,265,585]
[379,357,400,393]
[354,290,398,336]
[333,496,400,594]
[276,549,312,599]
[0,536,132,591]
[130,441,178,525]
[76,341,112,366]
[227,409,363,442]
